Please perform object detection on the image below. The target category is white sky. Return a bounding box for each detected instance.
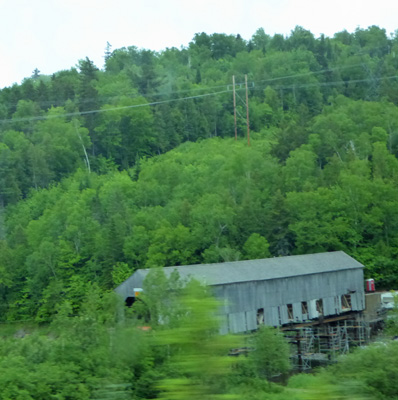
[1,0,398,89]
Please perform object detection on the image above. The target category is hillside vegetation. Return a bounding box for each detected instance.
[2,26,398,321]
[2,25,398,399]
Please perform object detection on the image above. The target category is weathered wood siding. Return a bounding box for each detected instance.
[115,252,366,334]
[212,268,365,333]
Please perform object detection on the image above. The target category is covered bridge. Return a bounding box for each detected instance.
[115,251,365,334]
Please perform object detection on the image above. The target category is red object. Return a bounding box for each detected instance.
[366,279,375,292]
[138,326,152,331]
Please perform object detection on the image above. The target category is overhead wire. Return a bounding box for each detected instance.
[0,62,367,111]
[249,74,398,92]
[1,64,397,124]
[1,38,394,109]
[0,41,395,314]
[0,90,230,124]
[1,81,231,110]
[235,63,365,87]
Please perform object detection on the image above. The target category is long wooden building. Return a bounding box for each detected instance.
[115,251,365,334]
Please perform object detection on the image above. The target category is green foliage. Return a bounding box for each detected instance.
[152,278,241,400]
[287,373,369,400]
[4,28,398,398]
[314,341,398,399]
[134,268,183,327]
[0,272,309,400]
[111,262,134,286]
[2,25,398,324]
[0,288,150,399]
[3,118,398,318]
[247,326,291,379]
[243,233,270,260]
[385,293,398,337]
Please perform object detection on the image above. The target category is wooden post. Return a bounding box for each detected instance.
[245,74,250,146]
[297,330,303,370]
[232,75,237,141]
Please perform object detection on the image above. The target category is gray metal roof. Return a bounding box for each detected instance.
[118,251,363,289]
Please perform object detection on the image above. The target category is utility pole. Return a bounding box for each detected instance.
[232,75,237,141]
[245,74,250,146]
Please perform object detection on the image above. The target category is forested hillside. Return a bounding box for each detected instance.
[2,26,398,322]
[3,275,397,399]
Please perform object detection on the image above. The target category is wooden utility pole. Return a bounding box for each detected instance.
[232,75,237,141]
[245,74,250,146]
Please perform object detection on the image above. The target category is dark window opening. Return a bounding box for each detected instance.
[301,301,308,314]
[316,299,323,315]
[341,294,352,311]
[257,308,264,325]
[125,296,135,307]
[287,304,293,320]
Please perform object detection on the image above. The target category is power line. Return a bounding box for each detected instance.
[1,82,231,109]
[251,74,398,92]
[237,64,365,87]
[0,90,230,124]
[0,39,393,111]
[0,63,371,110]
[2,71,398,125]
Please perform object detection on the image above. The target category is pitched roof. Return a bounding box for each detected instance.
[117,251,363,291]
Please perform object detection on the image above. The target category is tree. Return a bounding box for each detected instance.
[138,50,161,95]
[385,294,398,337]
[243,233,270,260]
[287,26,316,52]
[50,68,79,104]
[104,41,112,64]
[210,33,246,59]
[334,29,353,45]
[11,99,42,133]
[31,68,40,80]
[250,28,270,53]
[77,57,100,143]
[148,276,240,400]
[282,144,319,192]
[269,34,285,51]
[0,142,22,205]
[248,326,290,379]
[94,96,156,168]
[145,223,197,268]
[354,25,389,57]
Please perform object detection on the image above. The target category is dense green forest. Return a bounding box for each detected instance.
[2,25,398,398]
[0,271,397,399]
[2,25,398,320]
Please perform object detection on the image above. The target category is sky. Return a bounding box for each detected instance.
[1,0,398,89]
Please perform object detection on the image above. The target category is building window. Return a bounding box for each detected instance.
[257,308,264,325]
[125,297,135,307]
[287,304,293,320]
[301,301,308,314]
[341,294,352,311]
[316,299,323,315]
